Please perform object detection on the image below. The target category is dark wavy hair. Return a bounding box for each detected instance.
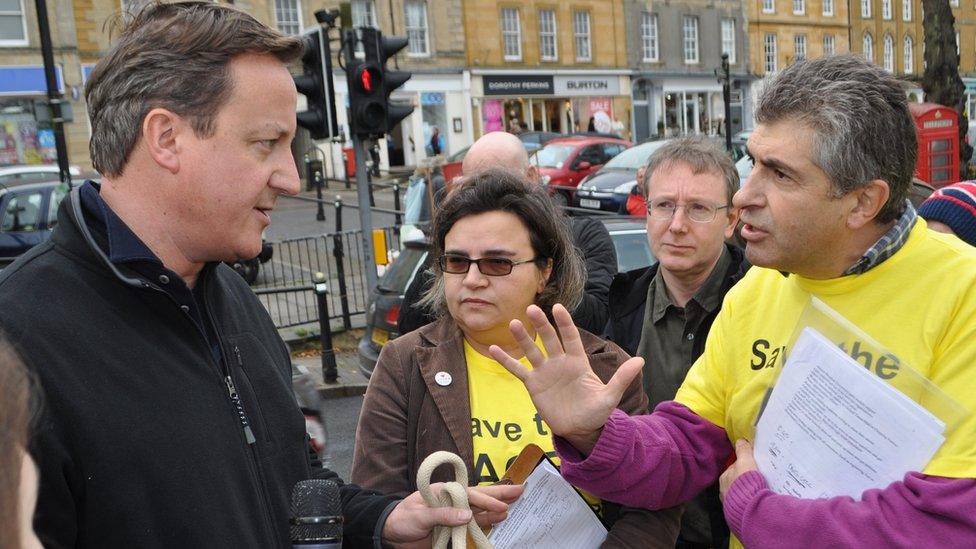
[419,169,584,317]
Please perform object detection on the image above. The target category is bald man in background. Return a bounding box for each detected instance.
[397,131,618,336]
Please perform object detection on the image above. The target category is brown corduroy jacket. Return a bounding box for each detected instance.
[351,317,682,548]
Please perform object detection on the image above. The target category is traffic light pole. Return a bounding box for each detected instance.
[353,133,379,293]
[35,0,71,187]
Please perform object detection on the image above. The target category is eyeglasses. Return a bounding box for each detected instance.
[437,254,539,276]
[648,199,730,223]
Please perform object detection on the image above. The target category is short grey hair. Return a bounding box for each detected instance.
[644,135,739,205]
[419,169,584,317]
[86,1,304,177]
[755,54,916,223]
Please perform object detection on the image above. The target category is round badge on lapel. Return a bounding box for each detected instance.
[434,371,452,387]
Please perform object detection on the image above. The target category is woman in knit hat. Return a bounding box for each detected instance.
[917,181,976,247]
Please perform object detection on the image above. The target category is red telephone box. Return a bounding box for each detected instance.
[910,103,959,189]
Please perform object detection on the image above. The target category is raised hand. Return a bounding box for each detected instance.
[488,303,644,454]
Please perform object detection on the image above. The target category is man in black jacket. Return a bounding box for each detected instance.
[0,3,518,548]
[605,136,749,549]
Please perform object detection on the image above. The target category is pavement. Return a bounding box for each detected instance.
[281,322,372,400]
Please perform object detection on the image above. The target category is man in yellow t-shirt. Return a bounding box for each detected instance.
[492,54,976,548]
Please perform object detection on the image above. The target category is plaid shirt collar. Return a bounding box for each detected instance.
[842,200,917,276]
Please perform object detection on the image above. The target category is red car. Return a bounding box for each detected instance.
[532,136,632,206]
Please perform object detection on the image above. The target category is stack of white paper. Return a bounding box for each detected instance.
[488,459,607,549]
[754,328,945,500]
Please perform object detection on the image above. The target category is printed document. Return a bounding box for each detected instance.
[754,328,945,500]
[488,459,607,549]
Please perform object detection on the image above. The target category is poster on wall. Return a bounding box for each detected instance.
[483,100,504,133]
[588,97,613,134]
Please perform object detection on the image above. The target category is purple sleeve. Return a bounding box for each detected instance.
[725,470,976,547]
[554,401,732,509]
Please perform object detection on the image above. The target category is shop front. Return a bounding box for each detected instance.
[633,75,752,142]
[471,71,633,140]
[0,66,65,166]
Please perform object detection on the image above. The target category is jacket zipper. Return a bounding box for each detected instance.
[224,371,257,445]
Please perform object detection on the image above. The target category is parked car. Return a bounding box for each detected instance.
[0,179,68,267]
[0,164,81,186]
[356,217,656,378]
[575,140,672,213]
[531,136,632,206]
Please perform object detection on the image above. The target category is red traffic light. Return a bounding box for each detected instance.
[355,65,381,94]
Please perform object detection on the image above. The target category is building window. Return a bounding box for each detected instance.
[903,35,913,73]
[351,0,376,27]
[0,0,27,44]
[641,12,658,62]
[863,32,873,61]
[501,8,522,61]
[405,0,429,56]
[794,34,807,60]
[683,16,699,64]
[902,0,911,20]
[273,0,302,35]
[539,9,557,61]
[823,0,834,16]
[764,33,778,72]
[763,0,775,13]
[823,34,835,56]
[721,19,736,63]
[882,0,892,19]
[574,11,591,61]
[883,34,894,71]
[793,0,805,14]
[861,0,871,18]
[950,0,958,6]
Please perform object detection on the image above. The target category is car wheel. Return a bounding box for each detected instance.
[229,258,259,285]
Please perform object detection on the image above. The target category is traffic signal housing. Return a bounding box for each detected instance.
[347,27,413,137]
[294,26,338,140]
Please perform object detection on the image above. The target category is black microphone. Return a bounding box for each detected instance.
[290,479,343,548]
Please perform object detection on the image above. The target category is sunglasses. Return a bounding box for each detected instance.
[437,254,539,276]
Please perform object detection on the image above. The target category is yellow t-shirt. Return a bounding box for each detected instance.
[674,222,976,548]
[676,221,976,478]
[465,339,604,514]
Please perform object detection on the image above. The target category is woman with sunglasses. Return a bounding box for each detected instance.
[352,169,681,547]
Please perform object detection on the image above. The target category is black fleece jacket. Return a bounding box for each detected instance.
[0,187,397,548]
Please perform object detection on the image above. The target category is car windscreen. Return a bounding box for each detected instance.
[603,142,666,170]
[378,246,428,293]
[610,230,655,272]
[533,144,576,168]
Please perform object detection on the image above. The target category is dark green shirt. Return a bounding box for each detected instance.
[636,246,732,546]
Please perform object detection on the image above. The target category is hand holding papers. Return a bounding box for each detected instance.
[754,328,946,500]
[486,444,607,549]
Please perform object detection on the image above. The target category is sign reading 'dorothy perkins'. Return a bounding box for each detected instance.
[484,75,554,95]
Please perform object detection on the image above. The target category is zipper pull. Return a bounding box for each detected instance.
[234,345,244,368]
[224,375,256,445]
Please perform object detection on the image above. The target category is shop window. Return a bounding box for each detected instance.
[721,19,735,64]
[0,0,27,45]
[539,9,557,61]
[574,11,591,62]
[273,0,302,35]
[405,0,429,56]
[823,0,834,16]
[0,99,57,165]
[641,12,658,62]
[682,16,699,64]
[501,8,521,61]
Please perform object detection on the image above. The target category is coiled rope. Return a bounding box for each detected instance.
[416,451,494,549]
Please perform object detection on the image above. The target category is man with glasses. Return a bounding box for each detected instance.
[605,135,749,549]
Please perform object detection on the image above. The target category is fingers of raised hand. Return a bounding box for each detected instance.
[551,304,586,357]
[488,343,531,382]
[605,356,645,402]
[526,304,564,357]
